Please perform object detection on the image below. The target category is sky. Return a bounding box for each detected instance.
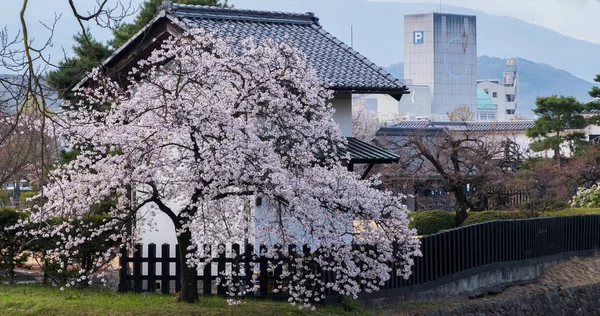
[369,0,600,45]
[1,0,599,70]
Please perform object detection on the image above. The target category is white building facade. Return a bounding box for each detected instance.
[477,59,518,121]
[404,13,478,120]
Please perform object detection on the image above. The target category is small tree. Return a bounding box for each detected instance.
[22,31,420,305]
[447,105,474,122]
[382,129,505,223]
[526,95,586,167]
[0,208,28,284]
[352,99,379,143]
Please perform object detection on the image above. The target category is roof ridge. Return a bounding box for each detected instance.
[309,24,405,89]
[168,2,319,25]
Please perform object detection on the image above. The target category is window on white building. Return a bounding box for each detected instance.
[492,92,497,98]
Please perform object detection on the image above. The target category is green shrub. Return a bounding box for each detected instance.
[409,210,457,235]
[461,211,527,226]
[0,207,29,283]
[539,208,600,217]
[19,191,38,202]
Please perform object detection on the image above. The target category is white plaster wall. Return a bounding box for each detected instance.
[332,94,353,137]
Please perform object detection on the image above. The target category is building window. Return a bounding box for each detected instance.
[506,109,515,115]
[492,92,497,98]
[484,89,489,95]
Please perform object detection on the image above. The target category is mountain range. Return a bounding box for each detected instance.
[386,56,595,117]
[237,0,599,116]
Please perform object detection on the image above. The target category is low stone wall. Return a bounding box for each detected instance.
[360,251,595,309]
[422,283,600,315]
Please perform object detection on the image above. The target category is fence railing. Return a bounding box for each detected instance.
[118,215,600,300]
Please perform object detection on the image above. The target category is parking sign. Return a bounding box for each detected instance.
[414,31,424,44]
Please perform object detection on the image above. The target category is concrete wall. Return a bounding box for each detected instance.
[421,283,600,315]
[360,251,595,309]
[478,80,518,121]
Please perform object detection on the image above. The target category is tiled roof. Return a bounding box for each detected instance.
[166,3,406,95]
[345,137,400,164]
[377,120,536,136]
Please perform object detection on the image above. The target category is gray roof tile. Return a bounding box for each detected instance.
[167,3,406,94]
[378,121,536,136]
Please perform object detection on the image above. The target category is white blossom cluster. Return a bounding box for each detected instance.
[16,28,420,307]
[571,182,600,208]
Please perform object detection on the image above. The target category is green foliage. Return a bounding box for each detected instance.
[340,295,364,313]
[59,149,81,165]
[589,74,600,99]
[0,208,29,283]
[526,95,587,163]
[539,207,600,217]
[408,210,457,235]
[460,211,527,226]
[0,190,10,206]
[110,0,229,49]
[46,33,114,101]
[18,191,37,202]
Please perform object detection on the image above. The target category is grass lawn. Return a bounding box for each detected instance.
[0,284,366,316]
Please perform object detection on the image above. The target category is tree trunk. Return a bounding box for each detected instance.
[453,188,469,224]
[176,231,199,303]
[555,146,561,169]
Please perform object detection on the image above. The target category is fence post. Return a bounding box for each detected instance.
[203,244,212,295]
[259,245,268,297]
[217,244,226,296]
[133,244,142,292]
[232,243,241,297]
[244,244,254,296]
[273,244,284,297]
[118,247,129,292]
[161,244,170,294]
[175,245,181,292]
[148,243,156,292]
[288,244,297,293]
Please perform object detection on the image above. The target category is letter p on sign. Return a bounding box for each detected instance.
[414,31,424,44]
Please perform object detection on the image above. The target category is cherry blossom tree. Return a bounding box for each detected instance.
[352,99,380,143]
[19,29,420,305]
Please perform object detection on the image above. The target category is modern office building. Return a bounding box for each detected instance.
[477,59,518,121]
[404,13,477,120]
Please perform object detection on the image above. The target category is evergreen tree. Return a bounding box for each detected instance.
[526,95,587,167]
[110,0,229,49]
[46,34,113,101]
[47,1,228,101]
[589,74,600,100]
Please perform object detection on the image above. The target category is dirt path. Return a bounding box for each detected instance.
[378,254,600,315]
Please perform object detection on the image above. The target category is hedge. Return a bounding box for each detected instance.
[409,210,457,235]
[460,210,527,226]
[539,208,600,217]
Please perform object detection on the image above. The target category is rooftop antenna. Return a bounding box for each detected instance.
[351,24,354,48]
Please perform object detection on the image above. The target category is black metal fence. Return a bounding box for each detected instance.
[118,215,600,300]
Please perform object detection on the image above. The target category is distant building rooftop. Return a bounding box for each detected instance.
[477,89,496,110]
[377,120,535,136]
